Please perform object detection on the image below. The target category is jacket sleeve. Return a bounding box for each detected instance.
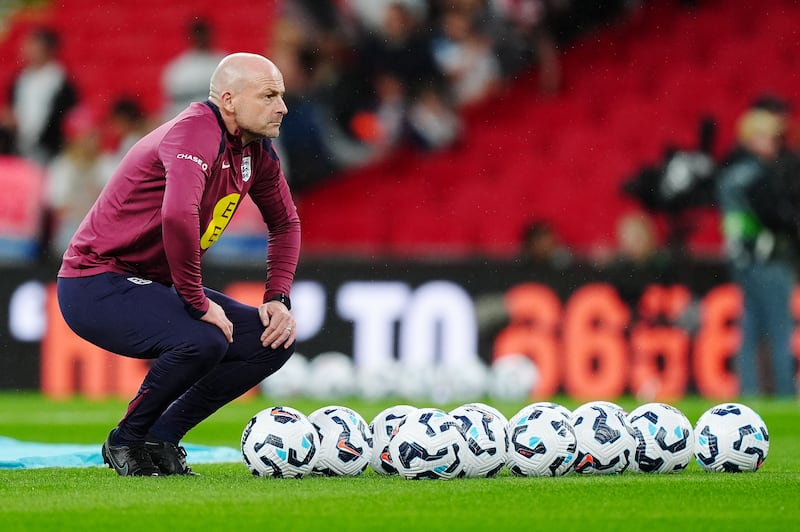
[157,115,221,317]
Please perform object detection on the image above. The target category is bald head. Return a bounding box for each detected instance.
[209,53,281,99]
[208,53,288,143]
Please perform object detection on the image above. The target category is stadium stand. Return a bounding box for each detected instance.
[0,155,45,261]
[1,0,798,259]
[295,0,800,258]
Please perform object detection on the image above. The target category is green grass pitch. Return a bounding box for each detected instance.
[1,393,798,531]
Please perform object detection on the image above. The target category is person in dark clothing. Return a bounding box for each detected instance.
[57,53,300,476]
[716,107,798,397]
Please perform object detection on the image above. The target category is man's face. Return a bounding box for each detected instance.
[749,131,781,160]
[232,70,288,143]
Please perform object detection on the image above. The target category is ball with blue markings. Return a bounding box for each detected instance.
[309,405,373,476]
[506,405,577,477]
[388,407,467,480]
[627,402,694,473]
[369,404,418,475]
[450,403,509,478]
[571,402,637,475]
[241,406,320,478]
[694,403,769,473]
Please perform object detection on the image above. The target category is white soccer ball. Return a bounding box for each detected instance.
[308,405,373,476]
[355,360,400,400]
[369,404,418,475]
[430,359,489,404]
[450,403,508,477]
[459,402,508,425]
[306,351,357,400]
[528,401,572,419]
[388,407,467,480]
[488,354,539,401]
[394,363,435,401]
[241,406,320,478]
[694,403,769,473]
[259,353,309,398]
[627,402,694,473]
[507,405,577,477]
[570,402,636,475]
[579,400,627,415]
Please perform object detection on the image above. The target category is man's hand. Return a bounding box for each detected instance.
[201,300,234,343]
[259,300,296,349]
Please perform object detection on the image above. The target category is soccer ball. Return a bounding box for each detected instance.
[355,360,399,400]
[395,363,435,401]
[308,405,373,476]
[241,406,320,478]
[459,402,508,425]
[306,351,357,400]
[627,402,694,473]
[430,359,489,404]
[694,403,769,472]
[580,400,627,415]
[571,402,636,475]
[388,407,467,480]
[487,354,539,401]
[529,401,572,419]
[450,403,509,477]
[507,405,577,477]
[369,404,417,475]
[259,353,309,398]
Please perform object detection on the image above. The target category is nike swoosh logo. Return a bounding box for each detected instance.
[337,439,361,457]
[222,161,231,169]
[104,443,130,475]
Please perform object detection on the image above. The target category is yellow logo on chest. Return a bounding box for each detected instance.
[200,193,240,249]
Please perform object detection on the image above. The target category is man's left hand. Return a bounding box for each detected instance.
[259,300,296,349]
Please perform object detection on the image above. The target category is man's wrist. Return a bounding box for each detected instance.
[267,293,291,310]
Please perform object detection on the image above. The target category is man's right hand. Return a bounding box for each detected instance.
[201,300,234,343]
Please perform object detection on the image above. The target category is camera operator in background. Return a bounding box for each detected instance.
[716,102,800,397]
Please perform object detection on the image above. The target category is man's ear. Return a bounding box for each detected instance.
[220,91,235,113]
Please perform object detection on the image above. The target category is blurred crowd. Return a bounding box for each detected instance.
[0,0,633,261]
[265,0,630,190]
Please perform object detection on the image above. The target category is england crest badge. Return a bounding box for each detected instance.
[241,156,252,182]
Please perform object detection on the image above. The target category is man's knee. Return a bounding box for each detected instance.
[175,327,230,367]
[254,344,295,377]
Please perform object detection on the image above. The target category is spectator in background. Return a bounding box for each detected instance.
[161,18,226,120]
[406,81,462,150]
[99,97,151,180]
[518,219,572,268]
[344,0,427,35]
[430,6,502,106]
[716,106,798,397]
[360,2,441,94]
[750,94,800,240]
[356,2,461,152]
[1,26,78,166]
[613,211,669,269]
[45,107,106,257]
[268,15,373,190]
[490,0,563,95]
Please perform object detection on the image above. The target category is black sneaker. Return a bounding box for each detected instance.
[101,430,160,477]
[145,438,196,476]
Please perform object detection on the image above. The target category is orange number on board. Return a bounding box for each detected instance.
[562,284,629,400]
[493,283,561,398]
[693,284,739,399]
[630,285,691,401]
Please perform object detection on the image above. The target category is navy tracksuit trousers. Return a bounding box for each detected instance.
[57,272,294,444]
